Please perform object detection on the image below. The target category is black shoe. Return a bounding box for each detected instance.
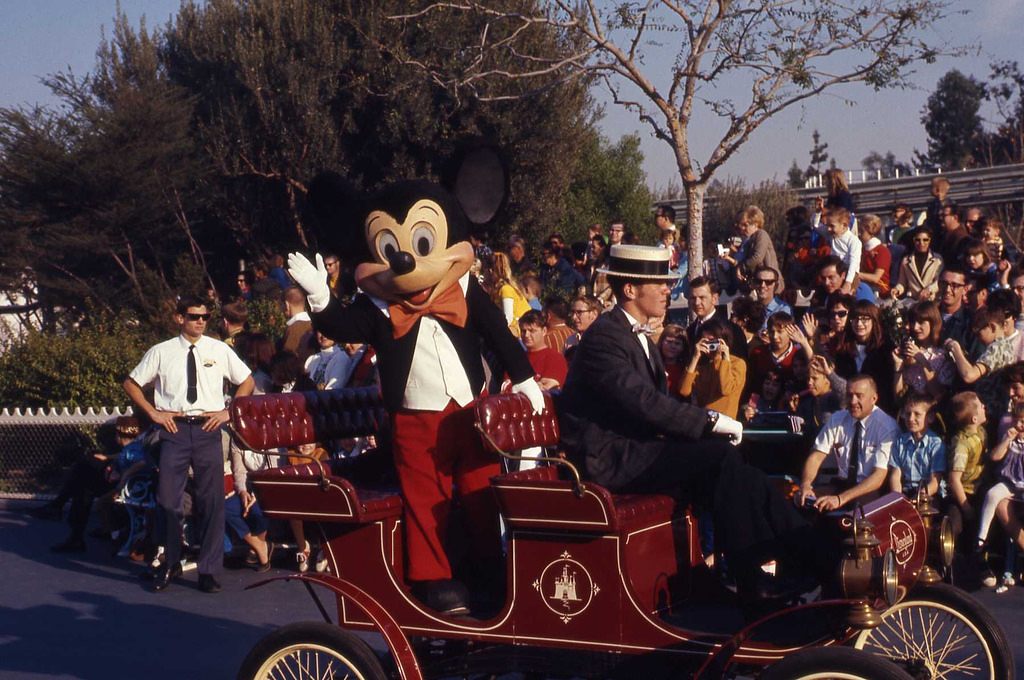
[50,538,86,554]
[29,504,63,521]
[411,579,470,615]
[152,563,182,592]
[254,543,275,573]
[198,573,222,593]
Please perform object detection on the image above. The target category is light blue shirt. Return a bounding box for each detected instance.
[889,429,945,493]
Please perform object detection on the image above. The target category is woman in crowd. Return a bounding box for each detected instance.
[679,318,746,418]
[234,332,275,394]
[801,293,854,354]
[657,323,689,395]
[893,301,955,404]
[489,251,532,334]
[729,297,767,352]
[589,234,614,308]
[304,331,354,391]
[821,168,855,212]
[857,213,891,299]
[829,300,897,413]
[891,227,943,301]
[723,205,779,287]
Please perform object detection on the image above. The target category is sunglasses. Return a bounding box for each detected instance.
[913,238,931,243]
[185,313,211,321]
[830,310,849,318]
[938,281,965,290]
[754,279,777,287]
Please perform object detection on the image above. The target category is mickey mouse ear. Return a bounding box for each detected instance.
[452,146,508,225]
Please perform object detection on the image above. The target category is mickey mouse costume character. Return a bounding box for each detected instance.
[288,149,544,615]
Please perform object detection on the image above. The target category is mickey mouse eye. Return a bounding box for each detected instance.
[411,223,436,257]
[376,231,399,261]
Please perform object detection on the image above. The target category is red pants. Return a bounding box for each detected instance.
[392,399,502,582]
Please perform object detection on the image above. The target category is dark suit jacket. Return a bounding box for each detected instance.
[557,307,708,489]
[311,277,533,412]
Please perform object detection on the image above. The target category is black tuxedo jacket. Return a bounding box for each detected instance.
[557,307,708,489]
[311,277,533,412]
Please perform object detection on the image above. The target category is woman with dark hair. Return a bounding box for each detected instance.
[679,317,747,418]
[589,234,614,308]
[894,300,955,401]
[801,293,854,354]
[828,300,897,413]
[657,323,689,395]
[233,332,275,394]
[729,297,766,351]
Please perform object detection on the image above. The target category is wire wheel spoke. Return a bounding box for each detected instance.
[858,602,991,678]
[259,645,359,680]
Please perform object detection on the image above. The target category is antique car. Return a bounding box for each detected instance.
[228,388,1013,680]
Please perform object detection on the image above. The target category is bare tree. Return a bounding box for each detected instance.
[390,0,960,275]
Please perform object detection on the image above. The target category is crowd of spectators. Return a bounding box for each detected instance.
[34,171,1024,592]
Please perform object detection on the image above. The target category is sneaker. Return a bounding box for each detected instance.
[314,547,328,573]
[982,570,998,588]
[996,572,1016,594]
[296,541,310,574]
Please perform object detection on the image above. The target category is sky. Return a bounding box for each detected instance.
[2,1,1022,190]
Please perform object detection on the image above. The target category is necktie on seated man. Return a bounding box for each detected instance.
[187,345,198,404]
[848,419,863,482]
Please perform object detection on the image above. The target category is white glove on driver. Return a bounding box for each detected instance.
[287,252,331,313]
[711,412,743,446]
[511,378,546,415]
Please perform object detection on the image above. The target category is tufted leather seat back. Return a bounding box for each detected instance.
[474,393,560,453]
[231,387,387,450]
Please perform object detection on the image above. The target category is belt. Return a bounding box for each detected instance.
[173,415,208,424]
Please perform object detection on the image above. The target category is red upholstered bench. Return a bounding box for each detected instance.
[474,394,679,535]
[230,388,402,523]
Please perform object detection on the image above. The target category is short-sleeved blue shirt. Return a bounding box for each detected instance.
[889,429,945,493]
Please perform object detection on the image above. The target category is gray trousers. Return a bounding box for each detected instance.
[156,423,225,575]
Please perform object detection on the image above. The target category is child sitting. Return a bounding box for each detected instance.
[945,391,987,545]
[945,307,1017,425]
[888,395,945,497]
[975,402,1024,590]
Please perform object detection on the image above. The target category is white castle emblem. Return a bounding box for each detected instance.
[550,564,580,606]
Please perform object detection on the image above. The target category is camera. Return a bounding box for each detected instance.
[706,340,721,352]
[716,244,729,257]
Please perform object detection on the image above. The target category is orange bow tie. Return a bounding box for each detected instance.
[388,284,468,339]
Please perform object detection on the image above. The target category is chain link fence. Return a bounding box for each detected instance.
[0,407,132,500]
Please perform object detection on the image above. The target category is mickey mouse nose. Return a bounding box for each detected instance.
[388,250,416,275]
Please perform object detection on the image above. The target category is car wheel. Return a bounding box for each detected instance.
[853,583,1014,680]
[237,622,386,680]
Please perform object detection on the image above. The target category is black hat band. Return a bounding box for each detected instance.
[606,255,670,277]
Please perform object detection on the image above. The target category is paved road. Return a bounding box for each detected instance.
[2,505,1024,679]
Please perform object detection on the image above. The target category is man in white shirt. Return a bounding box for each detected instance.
[796,375,898,512]
[124,296,254,593]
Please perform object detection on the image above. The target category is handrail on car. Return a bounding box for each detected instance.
[472,421,587,498]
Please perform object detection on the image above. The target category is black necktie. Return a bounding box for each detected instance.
[186,345,198,404]
[848,420,863,482]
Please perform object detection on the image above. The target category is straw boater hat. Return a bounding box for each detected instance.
[597,244,680,281]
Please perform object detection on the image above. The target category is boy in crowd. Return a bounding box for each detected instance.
[946,391,987,544]
[888,395,945,497]
[946,307,1017,428]
[517,310,568,391]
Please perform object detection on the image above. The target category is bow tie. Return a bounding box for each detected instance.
[388,284,468,339]
[631,323,654,336]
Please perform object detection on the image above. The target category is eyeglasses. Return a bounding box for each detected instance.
[1014,286,1024,292]
[570,308,593,315]
[754,279,777,287]
[185,313,211,321]
[324,260,340,268]
[852,315,873,323]
[830,310,849,318]
[938,280,965,290]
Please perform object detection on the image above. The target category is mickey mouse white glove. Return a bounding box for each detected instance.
[711,412,743,446]
[511,378,546,415]
[287,252,331,313]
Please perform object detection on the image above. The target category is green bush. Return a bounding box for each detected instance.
[0,313,156,409]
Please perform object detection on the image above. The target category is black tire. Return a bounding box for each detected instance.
[853,582,1015,680]
[760,646,914,679]
[237,622,387,680]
